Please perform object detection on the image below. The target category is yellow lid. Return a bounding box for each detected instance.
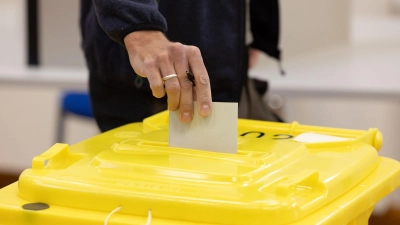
[12,111,397,225]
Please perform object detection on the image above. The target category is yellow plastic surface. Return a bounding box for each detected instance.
[1,111,400,225]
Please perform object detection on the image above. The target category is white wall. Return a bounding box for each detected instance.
[0,85,98,174]
[39,0,85,67]
[280,0,350,58]
[0,0,93,174]
[36,0,351,66]
[0,0,85,68]
[352,0,392,16]
[0,0,26,67]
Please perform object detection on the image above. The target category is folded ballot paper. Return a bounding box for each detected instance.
[169,102,238,154]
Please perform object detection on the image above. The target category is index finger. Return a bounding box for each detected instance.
[186,46,212,117]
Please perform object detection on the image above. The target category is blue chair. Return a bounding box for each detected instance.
[56,91,94,143]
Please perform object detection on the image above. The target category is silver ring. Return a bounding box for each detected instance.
[162,74,178,81]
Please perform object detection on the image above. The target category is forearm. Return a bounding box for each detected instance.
[250,0,280,59]
[92,0,167,45]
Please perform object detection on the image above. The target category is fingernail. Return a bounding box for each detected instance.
[180,112,192,123]
[200,105,210,116]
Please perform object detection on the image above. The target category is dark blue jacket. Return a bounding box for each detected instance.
[80,0,280,102]
[80,0,281,131]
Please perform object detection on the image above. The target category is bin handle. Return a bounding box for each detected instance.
[32,143,69,170]
[276,170,325,197]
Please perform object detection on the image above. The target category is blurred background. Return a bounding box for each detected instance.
[1,0,400,223]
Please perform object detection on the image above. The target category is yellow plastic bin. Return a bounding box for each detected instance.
[1,111,399,225]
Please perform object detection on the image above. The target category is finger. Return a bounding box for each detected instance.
[192,86,197,101]
[186,46,212,117]
[132,57,152,78]
[132,66,146,78]
[170,43,193,123]
[142,59,165,98]
[157,51,180,110]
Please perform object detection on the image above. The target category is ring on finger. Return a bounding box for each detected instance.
[163,74,178,81]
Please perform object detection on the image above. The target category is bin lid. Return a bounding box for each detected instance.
[17,111,388,225]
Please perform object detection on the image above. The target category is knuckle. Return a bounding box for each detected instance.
[199,94,210,104]
[168,99,179,111]
[187,46,201,56]
[170,42,184,55]
[169,105,179,111]
[143,59,156,69]
[180,102,193,111]
[165,82,180,94]
[156,51,170,63]
[149,80,163,90]
[150,82,165,98]
[133,68,143,76]
[153,91,165,98]
[180,80,193,91]
[199,75,210,85]
[168,100,179,111]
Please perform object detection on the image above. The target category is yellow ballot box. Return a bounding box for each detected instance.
[0,111,399,225]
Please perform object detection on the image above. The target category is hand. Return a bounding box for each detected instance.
[248,47,260,69]
[124,31,212,123]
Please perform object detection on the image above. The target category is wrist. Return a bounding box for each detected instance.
[124,30,167,49]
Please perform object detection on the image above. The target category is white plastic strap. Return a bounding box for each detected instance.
[145,209,152,225]
[104,206,152,225]
[104,206,122,225]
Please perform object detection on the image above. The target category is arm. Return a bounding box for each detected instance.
[92,0,167,44]
[249,0,281,60]
[92,0,212,122]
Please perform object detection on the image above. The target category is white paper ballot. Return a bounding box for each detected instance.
[169,102,238,154]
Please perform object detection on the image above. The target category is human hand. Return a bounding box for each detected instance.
[124,31,212,123]
[248,47,260,69]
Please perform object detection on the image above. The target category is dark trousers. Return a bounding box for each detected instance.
[89,75,167,132]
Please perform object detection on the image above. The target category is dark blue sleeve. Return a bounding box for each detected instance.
[92,0,168,45]
[250,0,281,60]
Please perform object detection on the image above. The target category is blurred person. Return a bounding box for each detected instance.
[80,0,282,132]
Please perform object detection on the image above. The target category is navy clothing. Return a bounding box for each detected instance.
[80,0,281,132]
